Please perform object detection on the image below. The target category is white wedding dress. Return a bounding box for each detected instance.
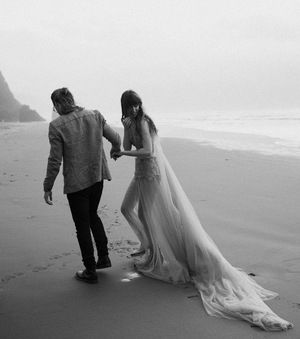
[121,133,293,331]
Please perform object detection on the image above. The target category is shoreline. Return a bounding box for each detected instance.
[0,122,299,338]
[3,120,300,159]
[157,125,300,159]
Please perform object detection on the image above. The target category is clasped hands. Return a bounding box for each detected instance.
[110,148,122,161]
[110,117,133,160]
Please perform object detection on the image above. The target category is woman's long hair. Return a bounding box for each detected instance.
[121,90,157,136]
[51,87,82,115]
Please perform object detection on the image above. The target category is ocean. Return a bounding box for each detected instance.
[147,110,300,158]
[52,108,300,158]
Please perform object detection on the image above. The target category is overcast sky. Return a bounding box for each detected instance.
[1,0,299,121]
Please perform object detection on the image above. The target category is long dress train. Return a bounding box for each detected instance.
[121,135,293,331]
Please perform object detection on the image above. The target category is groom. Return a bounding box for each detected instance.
[43,87,121,283]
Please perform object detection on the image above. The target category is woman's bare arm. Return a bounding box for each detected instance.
[120,119,152,157]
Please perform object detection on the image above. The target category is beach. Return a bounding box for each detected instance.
[0,122,299,339]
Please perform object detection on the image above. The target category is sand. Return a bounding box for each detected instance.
[0,122,299,339]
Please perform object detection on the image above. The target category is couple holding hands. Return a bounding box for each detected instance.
[43,88,292,332]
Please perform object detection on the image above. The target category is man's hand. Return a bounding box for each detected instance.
[44,191,53,205]
[110,146,121,160]
[111,151,122,161]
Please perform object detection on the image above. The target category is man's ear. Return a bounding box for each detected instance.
[55,103,62,115]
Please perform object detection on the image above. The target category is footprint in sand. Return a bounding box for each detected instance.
[49,251,78,262]
[126,240,139,246]
[14,272,25,277]
[1,272,25,284]
[97,205,109,217]
[292,303,300,310]
[62,252,72,256]
[110,220,121,228]
[1,275,14,283]
[49,254,63,260]
[32,265,52,272]
[109,239,141,258]
[282,257,300,274]
[1,275,15,283]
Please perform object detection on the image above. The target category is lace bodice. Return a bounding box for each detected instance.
[135,157,160,180]
[128,124,160,180]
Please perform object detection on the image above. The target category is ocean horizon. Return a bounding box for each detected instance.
[111,109,300,158]
[4,108,299,158]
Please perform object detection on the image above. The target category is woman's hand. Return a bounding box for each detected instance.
[121,117,133,129]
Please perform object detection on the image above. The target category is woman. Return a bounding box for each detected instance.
[115,90,293,331]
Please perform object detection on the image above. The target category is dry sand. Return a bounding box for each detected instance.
[0,122,299,339]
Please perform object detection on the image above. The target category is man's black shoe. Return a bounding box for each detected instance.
[96,255,112,269]
[75,269,98,284]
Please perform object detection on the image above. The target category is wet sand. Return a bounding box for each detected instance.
[0,122,299,338]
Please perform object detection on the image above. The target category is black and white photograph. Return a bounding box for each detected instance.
[0,1,299,338]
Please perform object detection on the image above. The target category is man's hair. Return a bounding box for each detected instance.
[51,87,80,115]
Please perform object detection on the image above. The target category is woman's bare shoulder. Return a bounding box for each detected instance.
[140,117,150,129]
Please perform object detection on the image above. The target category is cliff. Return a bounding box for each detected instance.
[0,71,44,122]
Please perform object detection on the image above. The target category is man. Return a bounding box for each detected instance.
[43,87,121,284]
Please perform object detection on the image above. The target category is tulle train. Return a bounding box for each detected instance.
[122,137,293,331]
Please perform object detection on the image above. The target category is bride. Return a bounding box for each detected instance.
[114,90,293,331]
